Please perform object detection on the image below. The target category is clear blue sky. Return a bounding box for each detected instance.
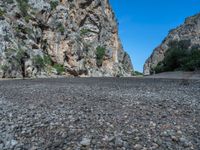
[109,0,200,72]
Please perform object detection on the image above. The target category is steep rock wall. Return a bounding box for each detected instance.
[0,0,133,78]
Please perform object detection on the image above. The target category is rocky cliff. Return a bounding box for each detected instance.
[0,0,133,78]
[144,13,200,75]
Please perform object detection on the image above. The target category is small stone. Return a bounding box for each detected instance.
[115,137,123,147]
[161,131,168,137]
[177,130,182,135]
[80,138,91,146]
[154,138,162,145]
[11,140,18,146]
[171,136,178,142]
[108,136,115,142]
[134,144,142,150]
[134,136,140,141]
[180,137,190,147]
[123,141,129,148]
[149,121,156,128]
[151,143,159,149]
[0,144,3,149]
[30,146,38,150]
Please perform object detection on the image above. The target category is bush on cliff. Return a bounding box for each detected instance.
[154,40,200,73]
[33,55,45,70]
[50,0,59,10]
[53,64,65,75]
[16,0,29,17]
[96,46,106,67]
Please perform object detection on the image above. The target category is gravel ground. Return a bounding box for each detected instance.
[0,78,200,150]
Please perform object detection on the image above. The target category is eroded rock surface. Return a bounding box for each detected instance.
[0,0,133,78]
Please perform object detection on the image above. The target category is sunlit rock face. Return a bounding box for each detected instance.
[0,0,133,78]
[144,13,200,75]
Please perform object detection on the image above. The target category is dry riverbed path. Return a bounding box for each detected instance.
[0,78,200,149]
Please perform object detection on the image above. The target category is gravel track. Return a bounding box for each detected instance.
[0,78,200,150]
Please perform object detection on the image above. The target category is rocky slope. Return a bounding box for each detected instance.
[0,0,133,78]
[144,13,200,75]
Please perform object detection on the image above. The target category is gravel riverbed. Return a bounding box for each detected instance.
[0,78,200,150]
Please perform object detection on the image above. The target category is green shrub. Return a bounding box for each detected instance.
[53,64,65,75]
[16,0,29,17]
[50,0,59,10]
[15,26,33,37]
[0,8,5,17]
[24,27,33,34]
[132,71,143,76]
[33,55,45,69]
[0,65,9,72]
[24,15,31,23]
[153,40,200,73]
[44,55,52,65]
[181,48,200,71]
[80,28,91,36]
[16,49,27,63]
[32,54,53,70]
[57,23,65,34]
[6,0,14,4]
[96,46,106,67]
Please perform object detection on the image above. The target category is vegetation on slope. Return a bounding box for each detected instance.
[96,46,106,67]
[132,71,143,76]
[153,40,200,73]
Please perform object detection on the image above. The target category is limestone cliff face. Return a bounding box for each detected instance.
[144,13,200,75]
[0,0,133,78]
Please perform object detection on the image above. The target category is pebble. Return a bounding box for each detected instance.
[0,144,3,149]
[180,137,190,147]
[171,135,179,142]
[80,138,91,146]
[115,137,123,147]
[151,143,159,149]
[149,121,156,128]
[134,144,143,150]
[11,140,18,146]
